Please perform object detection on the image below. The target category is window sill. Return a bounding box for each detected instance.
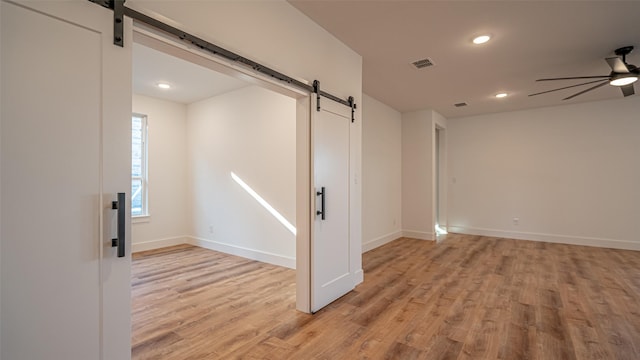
[132,215,150,224]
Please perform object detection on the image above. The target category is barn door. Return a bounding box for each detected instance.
[1,1,132,359]
[311,97,356,313]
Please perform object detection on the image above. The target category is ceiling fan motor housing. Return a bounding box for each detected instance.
[614,46,634,58]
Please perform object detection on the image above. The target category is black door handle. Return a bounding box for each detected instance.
[316,187,325,220]
[111,192,126,258]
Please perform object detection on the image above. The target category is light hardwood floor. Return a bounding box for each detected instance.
[132,234,640,359]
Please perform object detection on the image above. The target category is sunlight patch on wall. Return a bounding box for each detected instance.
[231,172,296,235]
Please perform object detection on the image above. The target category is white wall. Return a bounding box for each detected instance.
[401,109,447,241]
[129,1,362,103]
[187,86,297,268]
[402,111,432,239]
[132,89,297,267]
[0,0,3,351]
[362,94,402,251]
[131,94,189,251]
[448,96,640,250]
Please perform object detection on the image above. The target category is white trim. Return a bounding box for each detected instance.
[131,215,150,224]
[132,27,308,100]
[402,230,435,241]
[362,230,403,252]
[448,225,640,251]
[131,235,298,268]
[131,236,188,253]
[295,96,312,313]
[354,269,364,285]
[188,236,296,269]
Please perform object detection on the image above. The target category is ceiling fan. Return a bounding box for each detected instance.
[529,46,639,100]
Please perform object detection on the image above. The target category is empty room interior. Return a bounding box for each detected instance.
[1,1,639,359]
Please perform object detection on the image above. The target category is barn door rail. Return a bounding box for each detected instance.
[313,81,357,122]
[88,0,357,121]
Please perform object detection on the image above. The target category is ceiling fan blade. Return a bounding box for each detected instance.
[536,75,609,81]
[606,56,630,73]
[563,80,609,100]
[528,79,607,97]
[621,84,635,97]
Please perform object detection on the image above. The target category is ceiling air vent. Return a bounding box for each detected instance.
[411,58,435,69]
[454,102,468,107]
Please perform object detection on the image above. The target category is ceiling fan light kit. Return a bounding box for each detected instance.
[609,75,638,87]
[530,46,638,100]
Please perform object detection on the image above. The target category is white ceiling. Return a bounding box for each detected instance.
[289,1,640,117]
[133,2,640,117]
[133,42,248,104]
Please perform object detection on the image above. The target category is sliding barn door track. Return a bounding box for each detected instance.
[89,0,357,122]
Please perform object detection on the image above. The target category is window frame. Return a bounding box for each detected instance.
[131,113,149,218]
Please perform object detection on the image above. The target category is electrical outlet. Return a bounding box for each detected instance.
[208,225,213,234]
[513,217,519,225]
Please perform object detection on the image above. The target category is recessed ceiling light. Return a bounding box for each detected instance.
[495,93,508,98]
[473,35,491,45]
[157,83,171,89]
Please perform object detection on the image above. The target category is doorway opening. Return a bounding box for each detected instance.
[130,27,311,357]
[434,125,447,240]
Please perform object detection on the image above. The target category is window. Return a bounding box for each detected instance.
[132,114,148,217]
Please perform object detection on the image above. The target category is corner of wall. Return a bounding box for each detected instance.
[362,230,403,252]
[188,236,296,269]
[400,109,434,236]
[131,94,190,247]
[432,111,448,236]
[131,236,189,253]
[362,94,402,253]
[401,230,435,241]
[432,109,447,128]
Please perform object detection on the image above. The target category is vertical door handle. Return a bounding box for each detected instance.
[111,192,126,258]
[316,187,326,220]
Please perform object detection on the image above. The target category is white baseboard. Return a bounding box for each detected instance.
[188,236,296,269]
[448,225,640,251]
[402,230,435,241]
[362,230,403,252]
[132,236,188,253]
[354,269,364,285]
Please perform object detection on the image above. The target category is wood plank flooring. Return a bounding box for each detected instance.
[131,234,640,359]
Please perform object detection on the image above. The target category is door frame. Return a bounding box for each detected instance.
[132,26,318,312]
[433,123,447,240]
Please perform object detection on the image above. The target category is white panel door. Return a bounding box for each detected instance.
[311,97,354,313]
[1,1,132,359]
